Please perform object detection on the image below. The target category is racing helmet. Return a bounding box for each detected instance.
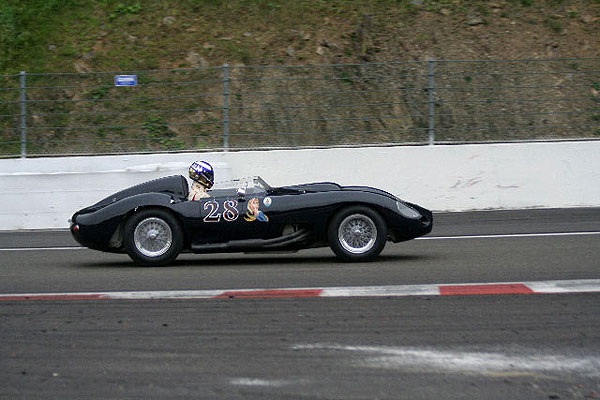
[189,160,214,189]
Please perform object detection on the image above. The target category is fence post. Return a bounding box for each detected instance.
[222,63,230,150]
[427,58,435,145]
[20,71,27,158]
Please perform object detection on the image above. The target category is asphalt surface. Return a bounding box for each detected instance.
[1,208,599,399]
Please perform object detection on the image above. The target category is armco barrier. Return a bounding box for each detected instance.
[0,141,599,230]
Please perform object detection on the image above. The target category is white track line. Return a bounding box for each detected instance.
[1,279,599,302]
[416,231,600,240]
[0,246,86,251]
[1,231,598,252]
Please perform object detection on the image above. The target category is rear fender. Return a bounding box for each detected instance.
[76,193,175,225]
[75,193,179,247]
[110,203,185,250]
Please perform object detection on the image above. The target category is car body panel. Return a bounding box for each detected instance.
[70,175,433,256]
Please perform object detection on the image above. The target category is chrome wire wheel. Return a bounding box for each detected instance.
[133,217,173,258]
[338,213,377,254]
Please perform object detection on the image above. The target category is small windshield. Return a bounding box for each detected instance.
[211,176,271,192]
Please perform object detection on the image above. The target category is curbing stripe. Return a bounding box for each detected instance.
[1,279,600,302]
[439,283,534,296]
[214,289,323,299]
[0,293,108,301]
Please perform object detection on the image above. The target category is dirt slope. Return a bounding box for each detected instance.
[1,0,599,73]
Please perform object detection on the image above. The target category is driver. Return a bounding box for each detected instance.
[188,160,214,201]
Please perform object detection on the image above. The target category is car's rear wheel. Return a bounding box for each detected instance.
[328,206,387,261]
[123,209,183,266]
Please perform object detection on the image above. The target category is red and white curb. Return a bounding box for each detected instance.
[1,279,600,302]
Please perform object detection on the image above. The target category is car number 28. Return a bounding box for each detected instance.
[203,200,240,223]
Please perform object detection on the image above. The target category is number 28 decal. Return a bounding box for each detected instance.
[203,200,239,223]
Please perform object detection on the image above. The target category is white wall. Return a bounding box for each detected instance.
[1,141,599,230]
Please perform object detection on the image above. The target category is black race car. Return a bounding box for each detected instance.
[70,175,432,266]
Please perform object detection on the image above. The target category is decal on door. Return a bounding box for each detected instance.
[244,197,269,222]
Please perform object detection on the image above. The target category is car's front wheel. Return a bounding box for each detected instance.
[123,209,183,266]
[328,206,387,261]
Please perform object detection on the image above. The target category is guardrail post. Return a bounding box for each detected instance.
[427,58,435,145]
[222,63,230,150]
[20,71,27,158]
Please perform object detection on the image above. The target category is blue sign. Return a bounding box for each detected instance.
[114,75,137,86]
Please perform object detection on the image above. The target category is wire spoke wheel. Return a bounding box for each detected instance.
[133,217,173,258]
[124,209,183,266]
[328,206,386,261]
[338,214,377,254]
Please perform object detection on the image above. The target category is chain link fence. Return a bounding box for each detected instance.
[1,58,599,158]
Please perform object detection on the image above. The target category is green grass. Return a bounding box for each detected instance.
[0,0,101,72]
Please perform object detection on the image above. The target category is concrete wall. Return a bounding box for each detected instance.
[1,141,599,230]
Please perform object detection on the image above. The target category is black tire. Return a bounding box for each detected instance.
[123,208,183,266]
[327,206,387,262]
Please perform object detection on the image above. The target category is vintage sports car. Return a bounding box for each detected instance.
[70,175,433,266]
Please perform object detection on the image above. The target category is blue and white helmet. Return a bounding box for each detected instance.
[189,160,214,188]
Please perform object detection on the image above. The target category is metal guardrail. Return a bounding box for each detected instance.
[1,58,599,157]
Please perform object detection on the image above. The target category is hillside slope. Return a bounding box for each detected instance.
[1,1,599,156]
[1,0,599,73]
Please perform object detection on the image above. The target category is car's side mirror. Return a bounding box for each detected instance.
[237,186,246,200]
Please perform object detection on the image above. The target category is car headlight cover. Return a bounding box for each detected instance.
[396,201,421,219]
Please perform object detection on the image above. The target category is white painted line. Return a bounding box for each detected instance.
[0,289,224,301]
[417,231,600,240]
[1,279,600,302]
[1,231,598,252]
[320,284,440,298]
[526,279,600,294]
[0,246,85,251]
[106,289,225,300]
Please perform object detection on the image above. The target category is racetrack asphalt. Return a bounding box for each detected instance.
[1,208,599,399]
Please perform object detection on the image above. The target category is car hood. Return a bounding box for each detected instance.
[342,185,398,200]
[279,182,398,201]
[280,182,342,192]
